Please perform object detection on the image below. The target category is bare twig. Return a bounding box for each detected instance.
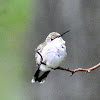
[36,51,100,75]
[56,63,100,75]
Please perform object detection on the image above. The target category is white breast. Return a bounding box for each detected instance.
[41,38,67,69]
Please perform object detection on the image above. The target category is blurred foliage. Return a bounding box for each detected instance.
[0,0,33,100]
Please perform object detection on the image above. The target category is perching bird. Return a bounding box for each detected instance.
[31,30,70,84]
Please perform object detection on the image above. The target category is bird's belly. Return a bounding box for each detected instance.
[44,50,66,68]
[42,41,67,69]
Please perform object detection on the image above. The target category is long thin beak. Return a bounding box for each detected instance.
[60,30,70,37]
[54,30,70,39]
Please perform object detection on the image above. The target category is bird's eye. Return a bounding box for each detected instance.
[51,38,54,41]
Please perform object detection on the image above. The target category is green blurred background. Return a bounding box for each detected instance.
[0,0,100,100]
[0,0,33,100]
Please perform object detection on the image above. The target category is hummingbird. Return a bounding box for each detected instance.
[31,30,70,84]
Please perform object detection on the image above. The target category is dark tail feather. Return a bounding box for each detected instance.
[31,68,50,83]
[34,67,40,81]
[31,67,40,83]
[38,71,50,83]
[31,67,50,83]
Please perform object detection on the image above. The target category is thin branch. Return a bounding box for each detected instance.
[36,51,100,75]
[56,63,100,75]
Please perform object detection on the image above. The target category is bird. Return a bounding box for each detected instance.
[31,30,70,84]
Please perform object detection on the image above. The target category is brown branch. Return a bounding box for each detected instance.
[36,51,100,75]
[56,63,100,75]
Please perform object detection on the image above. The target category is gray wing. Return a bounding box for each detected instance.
[35,42,45,66]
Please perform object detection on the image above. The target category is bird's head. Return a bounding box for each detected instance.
[45,30,70,43]
[46,32,60,43]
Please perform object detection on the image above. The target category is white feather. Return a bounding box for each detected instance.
[40,37,67,71]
